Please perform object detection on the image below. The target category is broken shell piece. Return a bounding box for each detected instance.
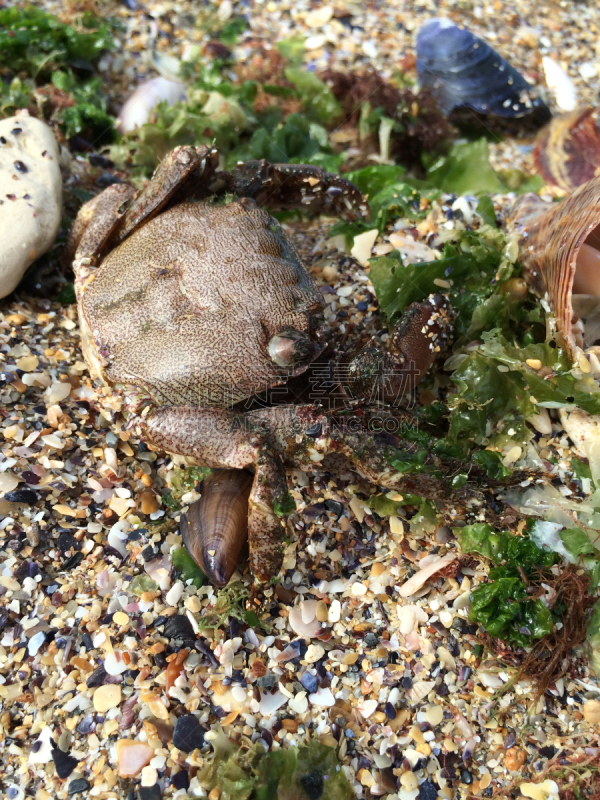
[519,780,560,800]
[180,469,253,587]
[558,407,600,486]
[289,600,321,638]
[534,108,600,192]
[116,77,187,133]
[0,112,62,299]
[508,175,600,358]
[398,552,457,597]
[542,57,577,112]
[116,740,155,777]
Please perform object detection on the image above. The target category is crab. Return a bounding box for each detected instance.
[67,145,452,585]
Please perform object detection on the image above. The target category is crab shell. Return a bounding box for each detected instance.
[508,175,600,359]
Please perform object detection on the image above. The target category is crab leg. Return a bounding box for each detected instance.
[135,405,290,584]
[116,145,219,243]
[65,183,136,279]
[211,159,368,221]
[248,404,464,501]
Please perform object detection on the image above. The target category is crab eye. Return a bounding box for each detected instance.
[268,329,314,367]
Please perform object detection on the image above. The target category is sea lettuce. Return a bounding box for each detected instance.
[458,524,558,647]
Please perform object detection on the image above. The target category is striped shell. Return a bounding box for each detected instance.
[416,18,550,123]
[534,108,600,192]
[508,176,600,358]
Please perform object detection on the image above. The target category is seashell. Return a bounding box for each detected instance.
[180,469,253,587]
[534,108,600,192]
[416,18,550,124]
[508,176,600,358]
[542,57,577,112]
[116,77,187,133]
[163,614,196,647]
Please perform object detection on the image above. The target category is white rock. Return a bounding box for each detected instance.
[289,691,309,713]
[309,687,335,707]
[357,698,377,717]
[289,600,321,639]
[520,779,560,800]
[305,6,333,27]
[0,112,62,298]
[104,651,129,675]
[45,381,71,406]
[165,580,184,606]
[28,631,46,657]
[258,690,287,716]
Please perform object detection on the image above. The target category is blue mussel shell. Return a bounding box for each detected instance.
[416,18,550,122]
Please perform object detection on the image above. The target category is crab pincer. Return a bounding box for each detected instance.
[341,294,453,404]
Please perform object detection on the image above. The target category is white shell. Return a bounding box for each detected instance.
[116,77,187,133]
[542,57,577,112]
[0,112,62,299]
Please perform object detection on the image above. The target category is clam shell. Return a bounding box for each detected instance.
[508,176,600,357]
[116,77,187,134]
[534,108,600,192]
[416,18,550,123]
[180,469,253,587]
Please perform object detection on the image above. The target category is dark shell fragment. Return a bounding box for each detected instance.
[180,469,252,587]
[172,714,206,752]
[137,786,162,800]
[5,488,38,504]
[51,745,79,779]
[416,18,550,124]
[68,778,91,795]
[162,614,196,647]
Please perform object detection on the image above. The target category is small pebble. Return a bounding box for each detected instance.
[93,684,122,712]
[582,699,600,725]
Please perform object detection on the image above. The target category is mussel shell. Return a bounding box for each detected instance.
[181,469,253,587]
[416,18,550,123]
[508,175,600,357]
[534,108,600,192]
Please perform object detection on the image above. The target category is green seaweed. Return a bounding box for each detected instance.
[50,70,114,141]
[458,524,559,647]
[427,139,504,195]
[198,730,353,800]
[172,547,206,587]
[284,68,342,125]
[587,600,600,677]
[0,5,113,77]
[274,493,296,517]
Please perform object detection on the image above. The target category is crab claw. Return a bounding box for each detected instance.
[180,469,253,587]
[341,294,453,405]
